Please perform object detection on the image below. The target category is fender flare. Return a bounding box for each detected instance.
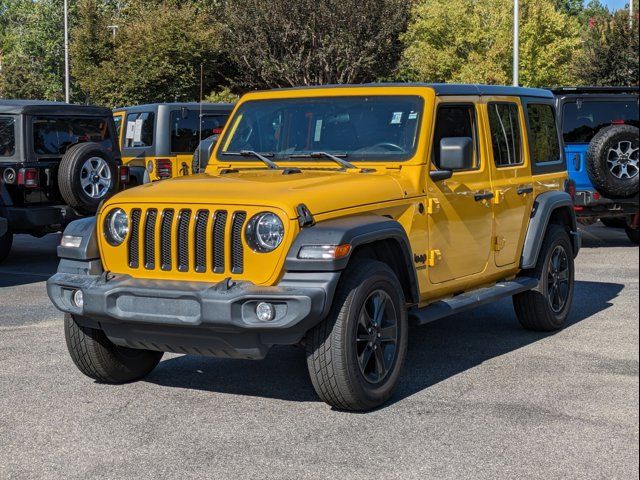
[284,215,420,303]
[520,191,580,269]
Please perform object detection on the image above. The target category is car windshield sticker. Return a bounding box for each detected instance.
[391,112,403,124]
[408,111,418,120]
[314,119,323,142]
[133,119,144,143]
[125,121,136,140]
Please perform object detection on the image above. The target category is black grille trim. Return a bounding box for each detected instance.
[212,210,228,273]
[160,209,174,271]
[231,212,246,274]
[194,210,209,273]
[177,209,192,272]
[128,209,142,268]
[143,209,158,270]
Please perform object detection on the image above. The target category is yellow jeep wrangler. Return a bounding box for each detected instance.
[48,85,581,411]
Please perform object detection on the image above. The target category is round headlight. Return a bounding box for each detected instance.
[104,208,129,246]
[245,212,284,252]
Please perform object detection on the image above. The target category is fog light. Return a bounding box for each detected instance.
[256,302,275,322]
[72,289,84,308]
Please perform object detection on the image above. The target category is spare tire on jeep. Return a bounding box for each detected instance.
[58,142,118,215]
[586,124,639,199]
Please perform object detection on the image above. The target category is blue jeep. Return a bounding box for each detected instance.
[554,87,639,244]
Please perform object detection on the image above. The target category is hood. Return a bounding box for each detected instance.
[105,168,407,218]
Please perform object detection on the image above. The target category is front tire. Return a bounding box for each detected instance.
[306,260,408,411]
[64,314,163,383]
[513,224,575,331]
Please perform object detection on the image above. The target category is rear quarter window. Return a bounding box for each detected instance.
[124,112,155,148]
[526,104,561,165]
[32,116,114,156]
[0,116,16,157]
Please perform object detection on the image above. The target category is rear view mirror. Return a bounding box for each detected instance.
[439,137,474,171]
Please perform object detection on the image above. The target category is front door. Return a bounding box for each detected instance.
[427,100,494,284]
[483,98,534,267]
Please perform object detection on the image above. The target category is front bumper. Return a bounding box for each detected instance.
[47,271,338,359]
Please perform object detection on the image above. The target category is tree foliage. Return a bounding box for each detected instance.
[401,0,581,87]
[222,0,410,89]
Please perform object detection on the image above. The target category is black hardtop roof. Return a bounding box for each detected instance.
[266,83,554,99]
[113,102,235,113]
[0,99,112,116]
[552,86,639,96]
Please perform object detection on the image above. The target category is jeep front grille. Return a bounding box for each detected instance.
[127,207,246,275]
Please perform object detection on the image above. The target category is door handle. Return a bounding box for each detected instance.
[517,185,534,196]
[474,191,495,202]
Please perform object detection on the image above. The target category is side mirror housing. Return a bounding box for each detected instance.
[439,137,474,171]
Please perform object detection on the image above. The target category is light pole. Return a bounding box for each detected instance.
[513,0,519,87]
[64,0,70,103]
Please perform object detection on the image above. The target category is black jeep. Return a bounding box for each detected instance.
[0,101,124,263]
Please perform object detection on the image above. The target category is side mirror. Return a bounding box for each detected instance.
[439,137,474,171]
[192,135,219,174]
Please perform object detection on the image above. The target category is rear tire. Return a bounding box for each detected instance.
[513,224,575,331]
[0,230,12,264]
[58,142,118,215]
[64,314,163,383]
[306,259,408,411]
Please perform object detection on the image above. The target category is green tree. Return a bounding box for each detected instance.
[82,2,229,106]
[0,0,66,100]
[401,0,580,87]
[222,0,410,89]
[574,6,639,85]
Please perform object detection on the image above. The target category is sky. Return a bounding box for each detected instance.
[600,0,631,10]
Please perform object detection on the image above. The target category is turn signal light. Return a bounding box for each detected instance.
[298,244,351,260]
[17,168,39,188]
[156,159,172,179]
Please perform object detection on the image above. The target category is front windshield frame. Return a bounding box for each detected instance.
[215,95,425,164]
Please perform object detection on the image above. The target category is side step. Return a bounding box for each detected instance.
[409,277,539,326]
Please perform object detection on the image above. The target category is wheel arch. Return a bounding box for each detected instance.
[284,215,420,305]
[521,191,581,269]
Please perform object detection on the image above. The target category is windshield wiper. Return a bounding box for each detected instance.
[288,152,357,170]
[222,150,279,169]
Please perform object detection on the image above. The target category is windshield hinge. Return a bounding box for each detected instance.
[296,203,315,228]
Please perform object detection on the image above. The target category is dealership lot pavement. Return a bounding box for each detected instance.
[0,225,638,480]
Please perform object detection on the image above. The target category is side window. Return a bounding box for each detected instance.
[124,112,154,148]
[0,116,16,157]
[527,103,561,164]
[487,103,522,167]
[170,110,228,153]
[432,104,478,169]
[113,114,123,142]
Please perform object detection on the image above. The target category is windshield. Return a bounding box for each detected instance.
[562,99,639,144]
[0,116,16,157]
[218,96,423,162]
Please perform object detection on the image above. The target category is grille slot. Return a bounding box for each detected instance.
[177,209,192,272]
[143,209,158,270]
[128,209,142,268]
[160,209,174,271]
[194,210,210,273]
[231,212,247,274]
[212,210,228,273]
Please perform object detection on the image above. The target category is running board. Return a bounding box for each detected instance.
[409,277,539,326]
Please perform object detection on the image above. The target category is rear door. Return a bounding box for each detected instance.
[482,97,534,267]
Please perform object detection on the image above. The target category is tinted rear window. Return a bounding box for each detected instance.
[0,116,16,157]
[527,104,561,164]
[170,110,228,153]
[32,117,113,156]
[562,100,639,143]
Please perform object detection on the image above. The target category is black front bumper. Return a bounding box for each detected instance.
[47,270,338,359]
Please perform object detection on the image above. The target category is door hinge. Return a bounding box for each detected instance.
[493,236,506,252]
[427,198,441,215]
[427,249,442,267]
[492,189,505,205]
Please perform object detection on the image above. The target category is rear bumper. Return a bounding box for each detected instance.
[573,190,639,218]
[47,271,338,359]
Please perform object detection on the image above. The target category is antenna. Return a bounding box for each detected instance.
[199,63,204,148]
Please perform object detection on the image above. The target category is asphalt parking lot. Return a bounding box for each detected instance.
[0,224,638,480]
